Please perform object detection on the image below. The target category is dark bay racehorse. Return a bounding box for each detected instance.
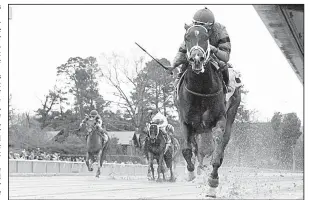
[85,118,109,178]
[176,24,241,188]
[133,125,180,180]
[145,123,179,182]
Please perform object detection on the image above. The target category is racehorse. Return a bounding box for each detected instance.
[176,24,241,188]
[144,123,180,182]
[84,118,110,178]
[133,125,180,179]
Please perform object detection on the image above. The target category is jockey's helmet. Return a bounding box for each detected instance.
[90,110,98,118]
[148,105,159,117]
[193,7,215,30]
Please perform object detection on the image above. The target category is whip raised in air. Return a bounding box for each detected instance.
[135,42,173,75]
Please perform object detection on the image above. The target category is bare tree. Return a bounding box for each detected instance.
[100,53,149,128]
[36,86,62,129]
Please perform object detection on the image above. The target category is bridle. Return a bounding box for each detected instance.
[148,123,160,142]
[183,24,223,97]
[185,25,211,72]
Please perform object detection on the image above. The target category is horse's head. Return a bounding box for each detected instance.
[85,116,97,134]
[184,24,211,74]
[148,123,160,143]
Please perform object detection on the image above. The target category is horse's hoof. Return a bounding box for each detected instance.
[197,167,202,176]
[169,177,176,182]
[208,176,219,188]
[96,174,99,178]
[206,187,217,198]
[187,164,195,172]
[89,168,93,172]
[186,171,196,182]
[156,178,163,183]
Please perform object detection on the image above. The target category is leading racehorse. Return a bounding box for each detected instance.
[84,118,110,178]
[176,24,241,188]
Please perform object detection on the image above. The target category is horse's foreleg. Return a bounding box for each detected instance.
[157,153,164,182]
[96,149,103,178]
[209,115,226,188]
[86,152,93,172]
[148,152,155,181]
[181,123,195,172]
[181,123,197,181]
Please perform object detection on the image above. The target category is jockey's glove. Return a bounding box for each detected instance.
[209,45,218,54]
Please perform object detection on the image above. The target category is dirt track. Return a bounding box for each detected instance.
[9,168,303,199]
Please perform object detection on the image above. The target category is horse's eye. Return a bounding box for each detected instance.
[200,57,205,62]
[189,57,194,62]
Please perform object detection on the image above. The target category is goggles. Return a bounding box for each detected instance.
[192,20,213,30]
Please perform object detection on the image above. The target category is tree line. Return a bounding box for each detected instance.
[9,54,303,170]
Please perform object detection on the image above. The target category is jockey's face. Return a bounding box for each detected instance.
[184,25,211,74]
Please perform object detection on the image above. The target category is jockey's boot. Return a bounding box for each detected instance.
[97,127,109,146]
[174,63,189,88]
[164,134,172,154]
[102,133,109,146]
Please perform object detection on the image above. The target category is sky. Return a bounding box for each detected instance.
[9,5,303,122]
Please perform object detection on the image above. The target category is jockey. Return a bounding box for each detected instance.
[169,7,233,93]
[149,108,172,152]
[79,110,109,145]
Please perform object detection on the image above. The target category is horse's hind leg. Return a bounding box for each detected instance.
[197,131,213,176]
[95,149,103,178]
[181,123,196,181]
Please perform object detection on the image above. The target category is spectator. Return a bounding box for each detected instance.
[9,151,14,159]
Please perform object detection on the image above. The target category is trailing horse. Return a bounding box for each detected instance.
[84,118,110,178]
[144,123,180,182]
[176,24,241,188]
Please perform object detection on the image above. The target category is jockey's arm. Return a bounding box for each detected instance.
[95,117,103,127]
[79,117,88,128]
[171,41,188,69]
[212,26,231,63]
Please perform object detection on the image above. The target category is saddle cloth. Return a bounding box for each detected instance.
[225,68,243,102]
